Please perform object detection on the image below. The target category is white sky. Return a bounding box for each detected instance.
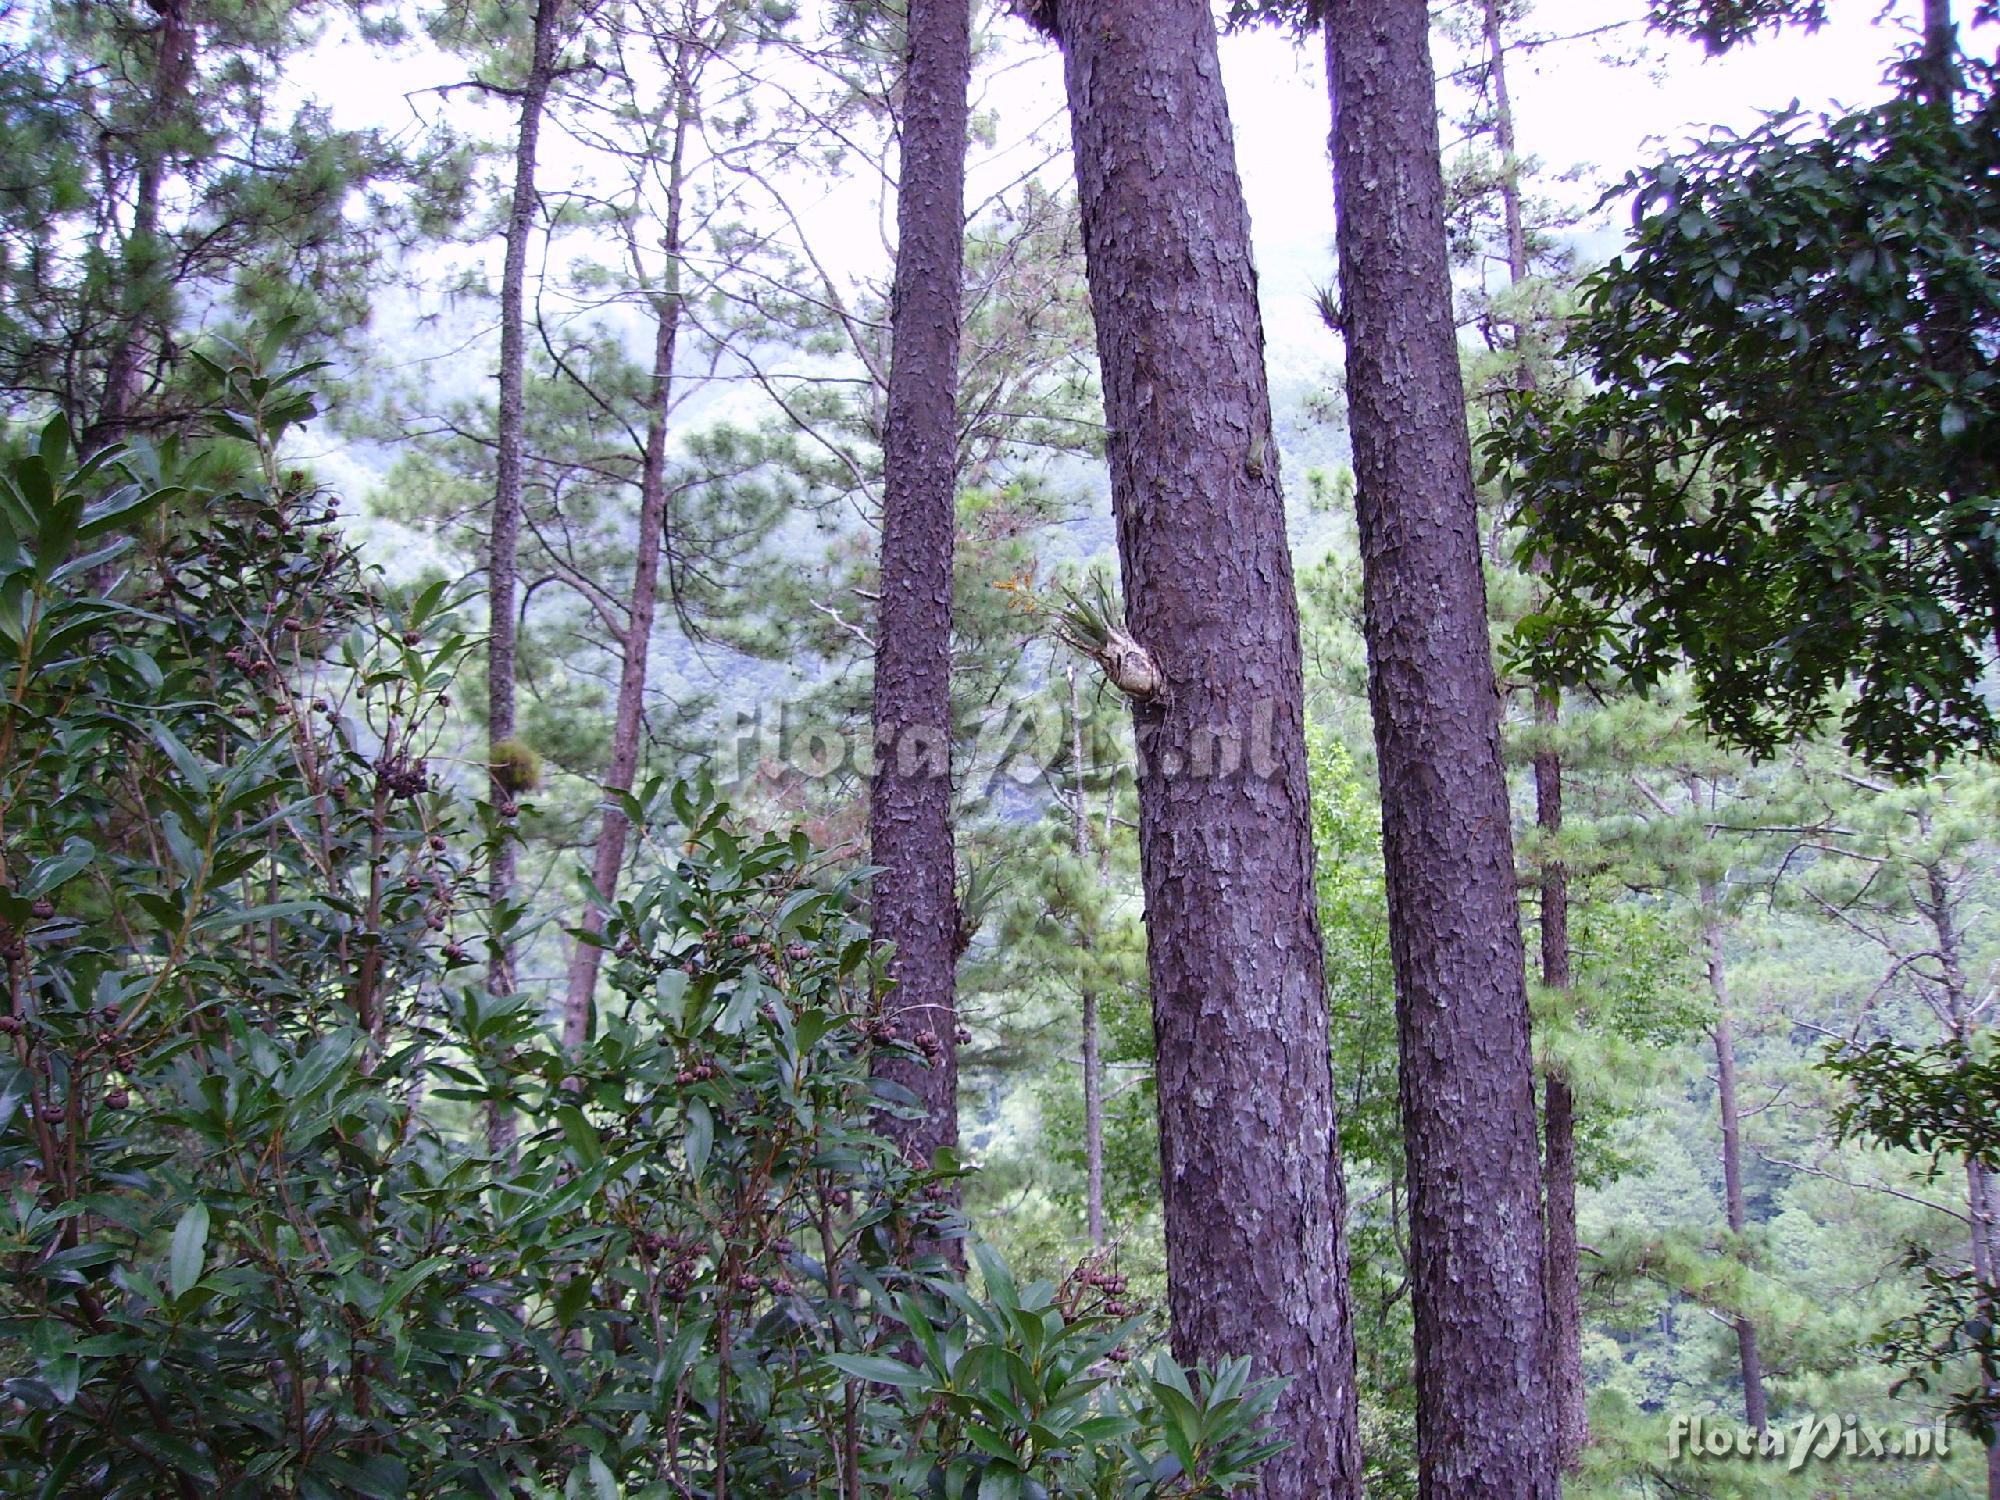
[308,0,1935,492]
[1226,0,1908,220]
[336,0,1921,304]
[1213,0,1916,371]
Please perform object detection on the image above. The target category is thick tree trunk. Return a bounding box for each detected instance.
[1068,666,1106,1249]
[1701,884,1769,1433]
[870,0,970,1168]
[561,37,695,1053]
[1325,3,1556,1493]
[1041,0,1360,1489]
[487,0,564,1154]
[88,0,194,451]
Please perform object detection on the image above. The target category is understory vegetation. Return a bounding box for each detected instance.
[1,0,1996,1495]
[0,366,1279,1497]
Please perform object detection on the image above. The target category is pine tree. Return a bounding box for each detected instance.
[1775,749,2000,1496]
[556,0,793,1049]
[1027,0,1363,1487]
[484,0,570,1151]
[0,1,459,443]
[870,0,973,1170]
[1325,1,1556,1489]
[1447,0,1593,1460]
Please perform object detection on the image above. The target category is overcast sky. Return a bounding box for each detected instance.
[304,0,1946,676]
[1213,0,1916,369]
[337,0,1919,278]
[311,0,1935,496]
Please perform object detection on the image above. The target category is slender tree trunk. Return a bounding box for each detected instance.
[1080,988,1104,1245]
[1700,880,1769,1433]
[1325,3,1556,1492]
[561,36,695,1054]
[1968,1149,2000,1500]
[1038,0,1360,1488]
[1917,856,1999,1500]
[1068,665,1105,1248]
[1536,704,1588,1467]
[1916,0,1981,635]
[1918,0,1958,108]
[1483,0,1529,289]
[1482,0,1590,1463]
[870,0,970,1168]
[1973,1167,1998,1298]
[1542,1066,1586,1450]
[487,0,565,1155]
[88,0,194,451]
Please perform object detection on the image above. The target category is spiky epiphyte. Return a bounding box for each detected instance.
[1051,575,1161,702]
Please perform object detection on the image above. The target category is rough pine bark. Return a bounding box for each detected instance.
[1325,2,1557,1492]
[561,35,695,1053]
[487,0,564,1152]
[870,0,970,1167]
[1700,883,1770,1433]
[1037,0,1361,1489]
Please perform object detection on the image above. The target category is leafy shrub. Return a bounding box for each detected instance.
[0,355,1279,1496]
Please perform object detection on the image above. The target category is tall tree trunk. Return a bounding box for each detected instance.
[1916,0,1980,632]
[1482,0,1528,291]
[1917,855,1999,1500]
[1970,1151,2000,1500]
[1325,2,1556,1493]
[1541,1065,1586,1455]
[1536,711,1588,1467]
[1964,1149,2000,1500]
[1700,880,1769,1433]
[870,0,970,1168]
[1918,0,1958,108]
[88,0,195,451]
[1038,0,1361,1489]
[1482,0,1590,1464]
[487,0,565,1154]
[561,34,695,1054]
[1068,665,1105,1248]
